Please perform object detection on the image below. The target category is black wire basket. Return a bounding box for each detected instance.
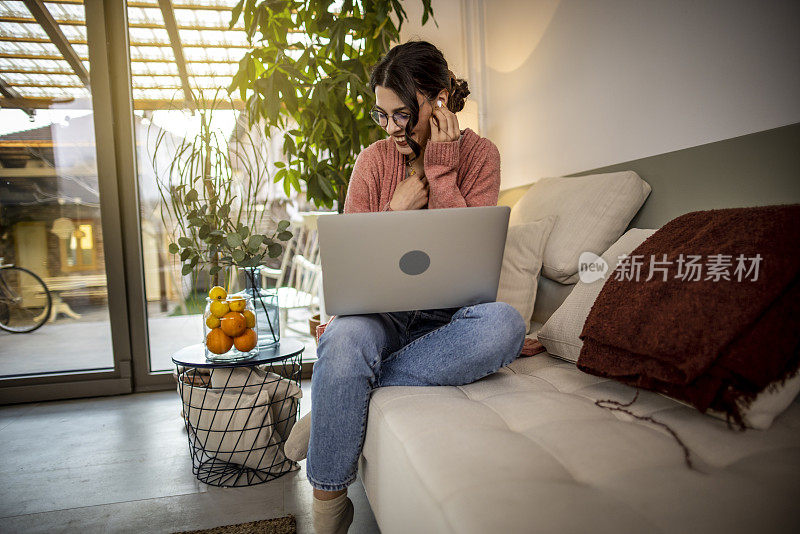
[174,355,303,487]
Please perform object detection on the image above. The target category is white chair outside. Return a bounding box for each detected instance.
[261,213,324,338]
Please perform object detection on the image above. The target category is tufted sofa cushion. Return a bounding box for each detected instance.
[359,352,800,533]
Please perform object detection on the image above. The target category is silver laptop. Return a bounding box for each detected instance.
[317,205,510,315]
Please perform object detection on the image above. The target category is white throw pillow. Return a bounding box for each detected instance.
[496,216,556,334]
[510,171,651,284]
[537,228,657,362]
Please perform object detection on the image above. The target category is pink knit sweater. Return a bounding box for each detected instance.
[316,127,501,339]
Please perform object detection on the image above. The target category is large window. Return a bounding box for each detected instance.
[0,0,116,378]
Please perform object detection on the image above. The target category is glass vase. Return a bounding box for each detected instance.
[203,293,259,362]
[242,267,280,348]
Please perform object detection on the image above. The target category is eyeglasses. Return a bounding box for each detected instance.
[369,108,412,129]
[369,96,436,129]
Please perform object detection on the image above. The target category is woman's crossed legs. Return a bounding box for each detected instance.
[305,301,526,493]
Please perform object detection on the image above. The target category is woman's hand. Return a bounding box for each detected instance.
[389,173,429,211]
[429,100,461,143]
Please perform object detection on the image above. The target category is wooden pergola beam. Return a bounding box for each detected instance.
[3,81,234,90]
[0,68,238,77]
[0,52,248,63]
[20,0,90,86]
[0,77,35,117]
[0,35,252,49]
[44,0,318,14]
[0,15,316,32]
[0,15,249,31]
[0,96,245,111]
[46,0,244,11]
[157,0,194,108]
[0,68,241,77]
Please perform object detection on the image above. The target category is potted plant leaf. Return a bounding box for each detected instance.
[227,0,437,213]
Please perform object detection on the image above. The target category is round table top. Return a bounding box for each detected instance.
[171,338,305,368]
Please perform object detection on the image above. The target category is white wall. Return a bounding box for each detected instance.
[483,0,800,189]
[399,0,467,81]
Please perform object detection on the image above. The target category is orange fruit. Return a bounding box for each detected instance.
[208,286,227,301]
[205,314,221,329]
[242,309,256,328]
[220,311,246,337]
[206,327,233,354]
[229,297,246,312]
[209,300,229,318]
[234,328,257,352]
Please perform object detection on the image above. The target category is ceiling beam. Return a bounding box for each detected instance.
[20,0,90,86]
[45,0,321,15]
[3,81,232,90]
[46,0,241,11]
[0,35,252,48]
[0,96,245,111]
[158,0,195,108]
[0,15,252,31]
[0,68,238,77]
[0,15,320,33]
[5,81,187,89]
[0,52,246,63]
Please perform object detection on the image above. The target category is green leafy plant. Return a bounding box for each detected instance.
[150,90,293,286]
[228,0,436,213]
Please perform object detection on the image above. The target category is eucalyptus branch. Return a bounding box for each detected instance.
[149,88,294,287]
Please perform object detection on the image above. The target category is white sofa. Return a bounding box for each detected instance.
[356,172,800,533]
[358,279,800,533]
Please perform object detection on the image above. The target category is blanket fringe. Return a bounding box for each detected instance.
[595,390,697,471]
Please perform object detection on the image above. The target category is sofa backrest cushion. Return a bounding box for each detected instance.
[496,216,556,334]
[509,171,652,284]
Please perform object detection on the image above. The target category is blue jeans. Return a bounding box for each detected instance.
[306,301,526,491]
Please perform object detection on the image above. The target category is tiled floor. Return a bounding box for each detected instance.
[0,377,381,533]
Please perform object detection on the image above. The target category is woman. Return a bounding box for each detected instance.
[286,40,526,534]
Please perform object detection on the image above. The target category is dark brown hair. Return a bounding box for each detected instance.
[369,40,470,158]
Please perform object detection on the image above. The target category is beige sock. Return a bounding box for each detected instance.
[312,492,354,534]
[284,411,311,461]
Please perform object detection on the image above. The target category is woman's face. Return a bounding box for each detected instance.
[374,85,447,157]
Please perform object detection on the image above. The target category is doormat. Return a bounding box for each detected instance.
[173,514,296,534]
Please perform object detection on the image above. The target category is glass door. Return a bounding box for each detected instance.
[124,0,252,374]
[0,0,135,401]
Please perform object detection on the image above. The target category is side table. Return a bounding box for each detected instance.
[172,338,304,487]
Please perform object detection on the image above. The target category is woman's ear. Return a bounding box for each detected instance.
[437,89,449,107]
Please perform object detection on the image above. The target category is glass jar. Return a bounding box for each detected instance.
[241,267,280,348]
[202,293,259,362]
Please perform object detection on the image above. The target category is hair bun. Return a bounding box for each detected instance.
[448,77,470,113]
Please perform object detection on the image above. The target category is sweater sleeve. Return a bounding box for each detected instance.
[343,150,375,214]
[316,315,336,343]
[424,137,501,209]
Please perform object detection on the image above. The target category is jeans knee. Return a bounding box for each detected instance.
[315,323,380,384]
[492,301,527,349]
[490,300,525,331]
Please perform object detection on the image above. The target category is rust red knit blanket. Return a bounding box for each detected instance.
[577,204,800,428]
